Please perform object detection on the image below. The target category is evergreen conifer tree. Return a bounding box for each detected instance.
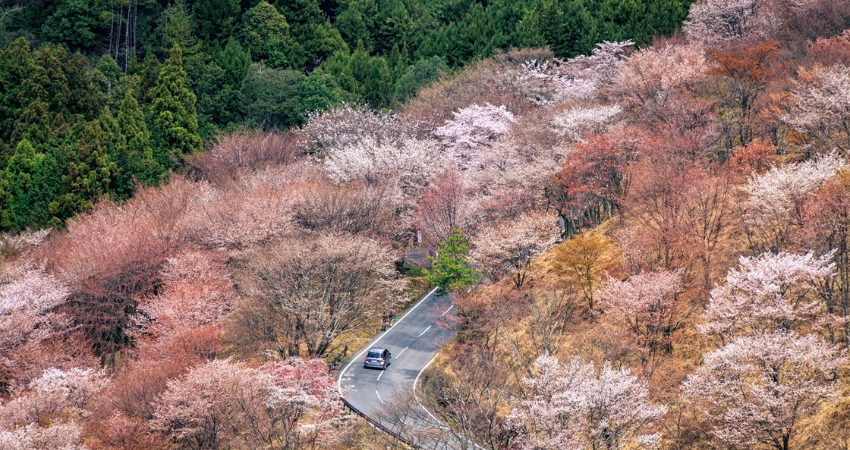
[425,229,480,294]
[147,45,203,172]
[55,119,117,215]
[118,89,160,187]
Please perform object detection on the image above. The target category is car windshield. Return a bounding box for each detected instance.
[368,351,382,358]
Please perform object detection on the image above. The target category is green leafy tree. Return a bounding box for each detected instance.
[304,21,349,67]
[393,55,447,103]
[274,0,324,41]
[426,229,480,294]
[193,0,242,46]
[147,45,203,172]
[335,0,376,52]
[240,63,342,129]
[0,38,36,150]
[40,0,111,53]
[240,1,292,63]
[216,38,252,88]
[374,0,413,55]
[139,52,160,105]
[163,0,202,57]
[2,139,39,230]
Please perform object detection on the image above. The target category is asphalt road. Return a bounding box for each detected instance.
[338,286,456,439]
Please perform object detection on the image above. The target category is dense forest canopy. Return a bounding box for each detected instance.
[0,0,692,232]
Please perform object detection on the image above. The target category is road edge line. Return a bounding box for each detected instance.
[413,353,447,428]
[337,285,440,396]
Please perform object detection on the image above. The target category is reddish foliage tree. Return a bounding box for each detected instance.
[708,40,783,154]
[805,29,850,68]
[729,140,781,174]
[550,129,642,236]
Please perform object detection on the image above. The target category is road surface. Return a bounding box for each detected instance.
[338,286,456,444]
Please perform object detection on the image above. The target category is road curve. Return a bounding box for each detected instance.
[337,287,455,439]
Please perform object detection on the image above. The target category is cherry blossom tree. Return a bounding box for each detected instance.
[550,105,621,140]
[508,354,666,450]
[701,251,834,340]
[472,210,559,291]
[683,0,779,45]
[153,358,349,450]
[612,43,709,122]
[0,366,106,449]
[742,152,843,253]
[784,64,850,152]
[551,128,641,236]
[321,137,446,191]
[515,59,597,105]
[0,422,83,450]
[434,103,515,166]
[464,136,568,222]
[416,169,468,242]
[598,270,683,375]
[236,232,405,357]
[262,358,351,449]
[185,179,296,250]
[513,41,633,106]
[299,103,416,154]
[682,330,843,450]
[133,250,232,362]
[0,267,69,386]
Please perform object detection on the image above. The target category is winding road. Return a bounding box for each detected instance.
[338,287,457,446]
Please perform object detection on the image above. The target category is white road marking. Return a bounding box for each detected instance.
[418,325,432,337]
[337,286,439,395]
[376,390,385,404]
[396,346,408,358]
[377,370,384,381]
[413,354,449,429]
[441,304,455,316]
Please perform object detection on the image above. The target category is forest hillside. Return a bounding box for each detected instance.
[1,0,850,448]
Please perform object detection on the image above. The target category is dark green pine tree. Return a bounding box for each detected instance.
[1,138,63,230]
[274,0,324,40]
[139,53,160,105]
[147,45,203,172]
[54,119,117,216]
[334,0,376,52]
[0,38,36,152]
[216,38,252,88]
[117,89,161,188]
[193,0,243,46]
[1,139,38,230]
[374,0,414,56]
